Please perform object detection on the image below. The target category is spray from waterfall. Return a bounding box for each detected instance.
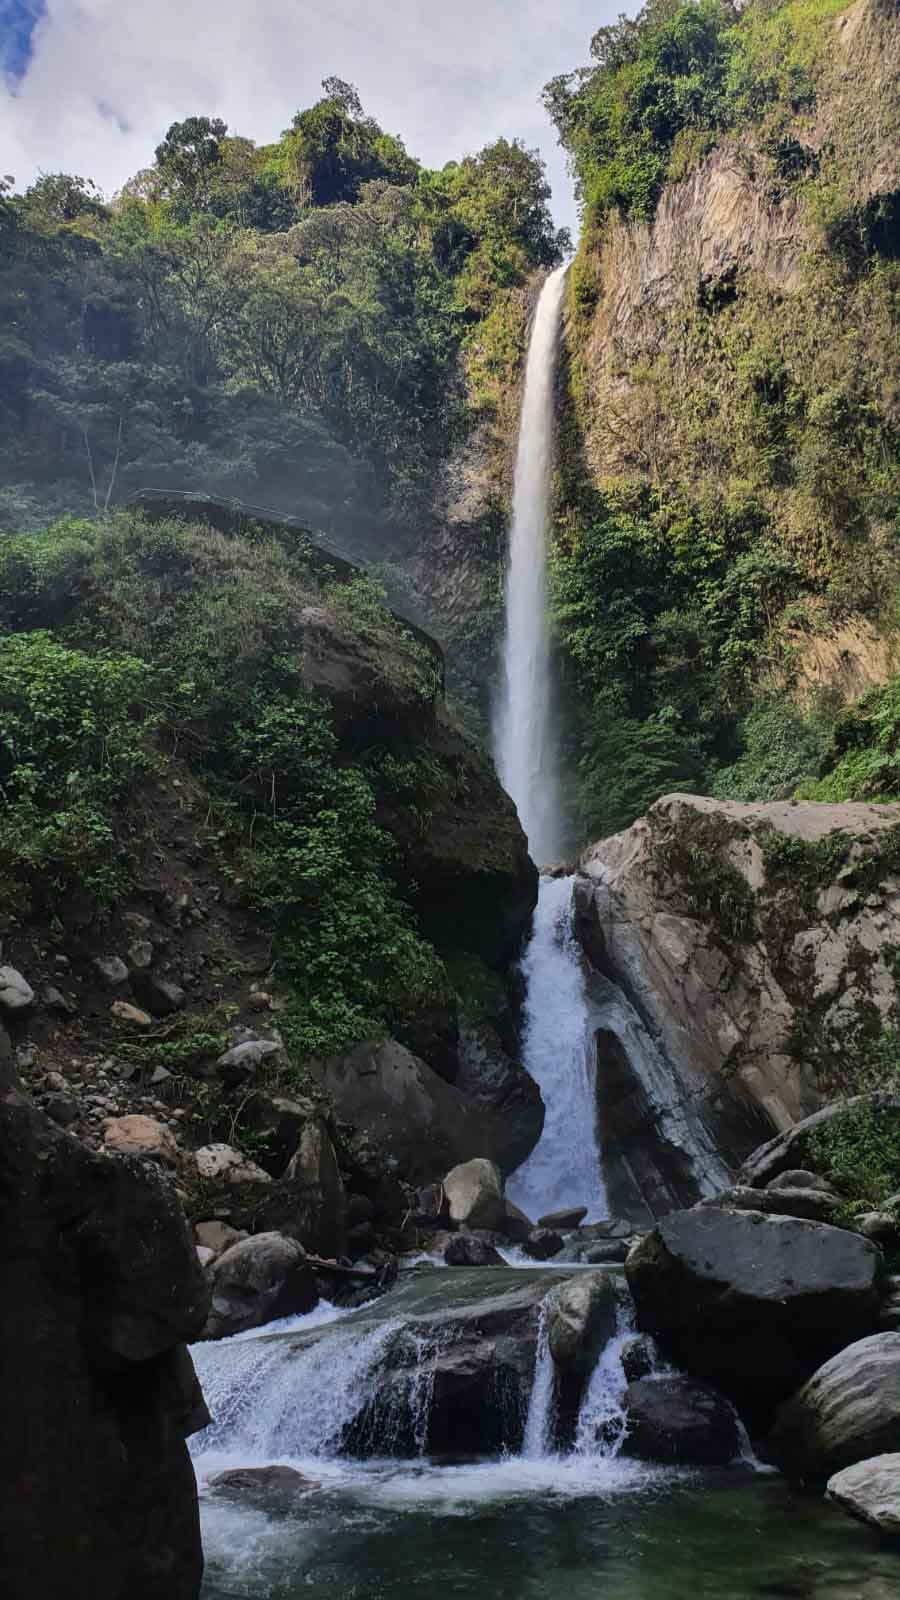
[495,264,567,865]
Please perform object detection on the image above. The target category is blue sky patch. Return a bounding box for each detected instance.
[0,0,45,83]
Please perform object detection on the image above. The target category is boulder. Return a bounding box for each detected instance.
[0,1056,208,1598]
[578,795,900,1170]
[626,1206,881,1415]
[582,1240,630,1265]
[856,1212,900,1246]
[623,1377,741,1466]
[766,1170,832,1192]
[194,1143,272,1186]
[215,1038,283,1087]
[195,1220,244,1258]
[620,1336,657,1383]
[309,1039,483,1185]
[0,966,35,1014]
[523,1228,563,1261]
[196,1246,215,1269]
[827,1454,900,1535]
[499,1199,533,1243]
[547,1273,620,1373]
[741,1096,900,1189]
[453,1017,544,1175]
[206,1465,320,1511]
[103,1114,178,1166]
[257,1118,346,1257]
[701,1184,842,1225]
[539,1207,588,1230]
[444,1233,503,1267]
[443,1159,505,1231]
[768,1334,900,1480]
[202,1232,317,1340]
[242,1092,316,1174]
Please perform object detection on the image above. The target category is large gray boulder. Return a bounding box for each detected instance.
[308,1039,483,1185]
[623,1377,741,1466]
[700,1184,842,1225]
[202,1233,317,1340]
[768,1334,900,1480]
[577,795,900,1170]
[443,1158,505,1230]
[626,1206,881,1414]
[827,1454,900,1534]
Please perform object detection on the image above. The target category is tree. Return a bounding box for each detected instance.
[154,116,228,215]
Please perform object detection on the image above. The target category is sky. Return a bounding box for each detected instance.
[0,0,629,238]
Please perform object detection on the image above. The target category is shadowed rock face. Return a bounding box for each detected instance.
[0,1050,209,1600]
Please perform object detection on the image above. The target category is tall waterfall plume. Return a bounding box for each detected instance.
[495,264,567,865]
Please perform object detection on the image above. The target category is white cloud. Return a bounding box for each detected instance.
[0,0,628,235]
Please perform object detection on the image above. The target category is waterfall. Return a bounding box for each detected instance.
[494,264,567,865]
[506,874,606,1222]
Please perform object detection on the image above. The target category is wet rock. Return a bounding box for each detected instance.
[444,1158,505,1231]
[194,1143,272,1186]
[94,955,130,987]
[539,1206,588,1230]
[523,1228,563,1260]
[768,1334,900,1480]
[827,1454,900,1535]
[626,1206,881,1416]
[131,972,186,1017]
[202,1232,317,1339]
[444,1233,503,1267]
[0,966,35,1014]
[207,1465,320,1511]
[548,1273,620,1374]
[103,1114,178,1166]
[621,1336,656,1383]
[453,1015,544,1175]
[195,1220,244,1258]
[582,1240,630,1265]
[110,1000,154,1029]
[623,1377,741,1466]
[499,1199,533,1243]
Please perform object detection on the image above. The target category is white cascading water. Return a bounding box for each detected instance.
[494,263,568,866]
[506,874,606,1222]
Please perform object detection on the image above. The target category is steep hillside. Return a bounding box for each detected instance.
[548,0,900,840]
[0,499,541,1249]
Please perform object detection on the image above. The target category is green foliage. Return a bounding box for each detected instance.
[713,694,835,800]
[797,679,900,801]
[0,630,156,912]
[651,806,756,942]
[0,86,562,536]
[809,1096,900,1207]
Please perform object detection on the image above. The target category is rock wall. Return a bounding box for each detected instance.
[576,793,900,1178]
[0,1044,209,1600]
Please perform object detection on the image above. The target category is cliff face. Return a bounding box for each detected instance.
[576,794,900,1178]
[550,0,900,841]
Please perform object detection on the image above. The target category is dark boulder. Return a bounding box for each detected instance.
[523,1228,564,1261]
[700,1184,842,1225]
[444,1233,504,1267]
[626,1206,881,1417]
[257,1117,346,1258]
[623,1377,741,1466]
[620,1336,656,1383]
[206,1465,320,1512]
[202,1233,317,1340]
[0,1057,208,1600]
[539,1207,588,1230]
